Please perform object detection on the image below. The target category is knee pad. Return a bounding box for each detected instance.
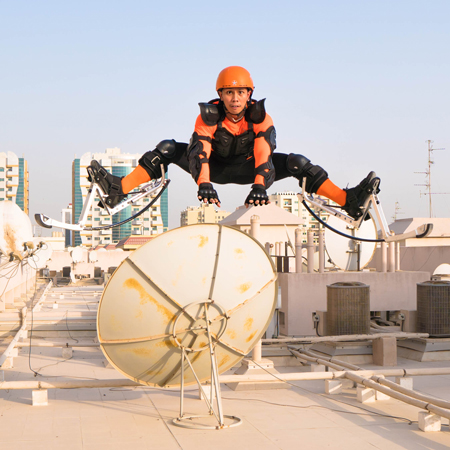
[286,153,328,193]
[139,140,176,179]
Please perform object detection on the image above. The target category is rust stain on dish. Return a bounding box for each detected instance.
[167,240,174,247]
[191,235,208,248]
[226,329,237,339]
[219,354,231,367]
[123,278,172,323]
[202,276,207,285]
[234,248,245,259]
[244,317,253,331]
[126,347,152,357]
[4,225,17,253]
[238,282,252,294]
[156,339,174,349]
[135,310,143,319]
[172,265,183,287]
[109,314,123,331]
[246,330,257,342]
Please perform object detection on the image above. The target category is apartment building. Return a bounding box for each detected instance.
[0,152,29,214]
[72,148,168,247]
[180,203,231,226]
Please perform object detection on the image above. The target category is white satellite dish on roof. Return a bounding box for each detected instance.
[89,251,98,263]
[70,247,83,264]
[97,223,277,429]
[325,215,377,271]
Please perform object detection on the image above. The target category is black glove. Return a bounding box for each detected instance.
[245,184,269,206]
[197,183,221,206]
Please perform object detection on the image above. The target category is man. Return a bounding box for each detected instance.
[89,66,377,219]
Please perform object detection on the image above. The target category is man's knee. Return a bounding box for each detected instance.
[286,153,328,193]
[139,140,177,179]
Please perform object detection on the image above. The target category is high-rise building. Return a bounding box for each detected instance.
[72,148,168,247]
[0,152,29,214]
[61,204,73,247]
[180,203,231,226]
[268,191,331,244]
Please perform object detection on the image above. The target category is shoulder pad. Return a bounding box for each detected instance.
[245,99,266,124]
[199,102,221,126]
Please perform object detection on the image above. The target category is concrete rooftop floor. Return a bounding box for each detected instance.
[1,286,450,450]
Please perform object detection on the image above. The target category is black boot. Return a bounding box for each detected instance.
[87,160,125,208]
[343,172,380,220]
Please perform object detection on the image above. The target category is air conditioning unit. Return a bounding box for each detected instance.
[326,282,370,336]
[417,281,450,337]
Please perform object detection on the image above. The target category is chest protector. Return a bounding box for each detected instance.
[198,99,267,160]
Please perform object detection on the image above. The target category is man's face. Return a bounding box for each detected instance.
[219,88,251,115]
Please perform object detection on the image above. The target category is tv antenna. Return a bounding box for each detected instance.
[414,140,448,218]
[392,201,404,222]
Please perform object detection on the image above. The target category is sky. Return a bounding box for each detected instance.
[1,1,450,231]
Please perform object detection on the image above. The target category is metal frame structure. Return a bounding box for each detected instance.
[35,166,169,232]
[298,178,433,243]
[171,300,242,430]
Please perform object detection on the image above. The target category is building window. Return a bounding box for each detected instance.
[94,218,100,221]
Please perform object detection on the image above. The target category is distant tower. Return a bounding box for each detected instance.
[0,152,29,214]
[72,148,169,247]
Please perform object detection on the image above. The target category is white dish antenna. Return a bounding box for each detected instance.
[0,201,33,257]
[97,224,278,388]
[433,264,450,276]
[71,247,84,264]
[89,250,98,263]
[325,215,377,271]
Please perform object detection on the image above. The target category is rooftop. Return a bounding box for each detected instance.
[1,284,449,449]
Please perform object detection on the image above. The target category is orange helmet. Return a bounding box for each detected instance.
[216,66,254,92]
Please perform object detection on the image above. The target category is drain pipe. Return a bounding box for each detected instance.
[295,228,302,273]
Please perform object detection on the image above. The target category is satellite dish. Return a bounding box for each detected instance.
[325,215,377,271]
[30,239,53,269]
[89,251,98,263]
[433,264,450,276]
[0,201,33,257]
[98,224,277,388]
[71,247,84,264]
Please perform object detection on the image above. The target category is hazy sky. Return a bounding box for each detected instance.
[2,1,450,231]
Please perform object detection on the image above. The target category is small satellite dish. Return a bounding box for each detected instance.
[325,215,377,271]
[30,238,53,269]
[89,251,98,263]
[433,264,450,276]
[71,247,84,264]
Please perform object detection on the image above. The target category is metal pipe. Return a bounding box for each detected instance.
[395,242,401,271]
[318,230,325,273]
[292,348,362,371]
[380,242,387,272]
[295,228,302,273]
[263,332,429,345]
[250,215,260,242]
[250,215,262,363]
[307,230,314,273]
[289,348,347,371]
[371,375,450,410]
[16,342,99,348]
[0,307,27,368]
[345,372,450,421]
[388,241,396,272]
[2,368,450,390]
